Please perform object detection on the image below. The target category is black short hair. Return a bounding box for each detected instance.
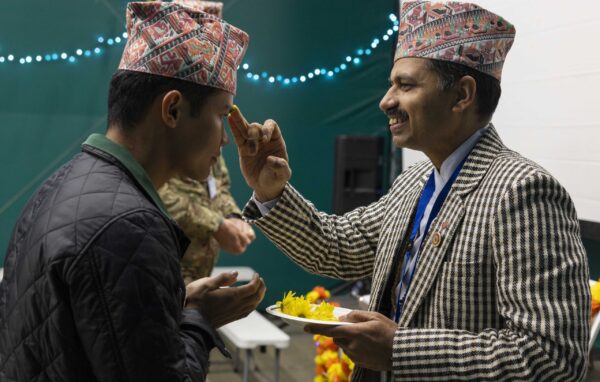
[107,70,218,129]
[427,60,502,117]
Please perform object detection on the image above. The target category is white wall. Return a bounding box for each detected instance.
[402,0,600,223]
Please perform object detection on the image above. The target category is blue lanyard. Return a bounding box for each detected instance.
[394,157,467,322]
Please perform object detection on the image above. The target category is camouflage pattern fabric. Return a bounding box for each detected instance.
[159,156,241,283]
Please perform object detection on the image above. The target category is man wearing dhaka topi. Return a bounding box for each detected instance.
[0,2,265,381]
[228,1,590,381]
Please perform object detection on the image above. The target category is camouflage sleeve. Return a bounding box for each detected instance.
[213,157,242,217]
[159,180,223,242]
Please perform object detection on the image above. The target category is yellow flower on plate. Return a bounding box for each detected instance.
[277,291,338,321]
[311,301,337,321]
[277,291,312,318]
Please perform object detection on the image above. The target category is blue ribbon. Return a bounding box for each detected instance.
[394,157,467,322]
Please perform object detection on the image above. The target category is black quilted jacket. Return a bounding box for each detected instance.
[0,143,225,381]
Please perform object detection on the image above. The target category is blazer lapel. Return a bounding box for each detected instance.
[369,171,428,313]
[397,125,505,326]
[397,192,465,326]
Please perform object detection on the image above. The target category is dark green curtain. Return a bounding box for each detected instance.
[0,0,396,308]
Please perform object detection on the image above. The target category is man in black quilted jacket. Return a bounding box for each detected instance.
[0,2,264,381]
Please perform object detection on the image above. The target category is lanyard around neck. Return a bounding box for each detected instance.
[394,156,467,322]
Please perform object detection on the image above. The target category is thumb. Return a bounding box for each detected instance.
[339,310,377,323]
[211,271,239,288]
[264,156,291,180]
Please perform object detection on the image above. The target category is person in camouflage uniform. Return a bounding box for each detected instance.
[159,156,255,284]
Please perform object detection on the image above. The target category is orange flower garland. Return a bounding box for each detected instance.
[592,279,600,316]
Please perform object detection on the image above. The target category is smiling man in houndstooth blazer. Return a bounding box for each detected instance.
[227,1,590,381]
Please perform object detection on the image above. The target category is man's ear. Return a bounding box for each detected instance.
[161,90,184,129]
[452,75,477,113]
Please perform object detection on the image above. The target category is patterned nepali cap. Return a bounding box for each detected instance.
[173,0,223,18]
[395,1,516,81]
[118,1,248,94]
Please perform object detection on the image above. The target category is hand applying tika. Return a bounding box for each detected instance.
[227,105,291,202]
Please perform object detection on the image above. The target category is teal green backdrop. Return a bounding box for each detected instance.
[0,0,395,308]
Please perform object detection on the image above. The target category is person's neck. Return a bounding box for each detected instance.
[106,125,172,190]
[425,119,488,171]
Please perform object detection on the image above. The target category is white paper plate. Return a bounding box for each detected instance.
[265,304,353,327]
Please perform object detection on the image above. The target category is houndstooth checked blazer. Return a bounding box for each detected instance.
[244,125,590,381]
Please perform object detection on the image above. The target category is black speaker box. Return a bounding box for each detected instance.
[332,135,384,214]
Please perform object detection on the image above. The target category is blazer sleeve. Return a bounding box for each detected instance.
[66,209,226,381]
[390,171,590,381]
[243,183,392,280]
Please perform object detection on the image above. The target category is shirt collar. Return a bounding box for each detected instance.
[82,133,170,218]
[434,125,489,187]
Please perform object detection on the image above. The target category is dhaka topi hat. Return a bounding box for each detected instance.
[118,1,248,94]
[172,0,223,18]
[395,1,516,81]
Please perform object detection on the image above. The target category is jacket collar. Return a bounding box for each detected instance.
[416,124,505,197]
[81,133,171,219]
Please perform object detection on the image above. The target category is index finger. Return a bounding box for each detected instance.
[304,323,352,337]
[234,273,264,297]
[227,105,250,143]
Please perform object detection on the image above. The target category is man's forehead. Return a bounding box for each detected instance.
[390,58,432,80]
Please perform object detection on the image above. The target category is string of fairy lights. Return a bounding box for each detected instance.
[0,14,399,86]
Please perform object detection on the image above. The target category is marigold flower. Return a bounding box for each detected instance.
[591,279,600,316]
[277,291,338,321]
